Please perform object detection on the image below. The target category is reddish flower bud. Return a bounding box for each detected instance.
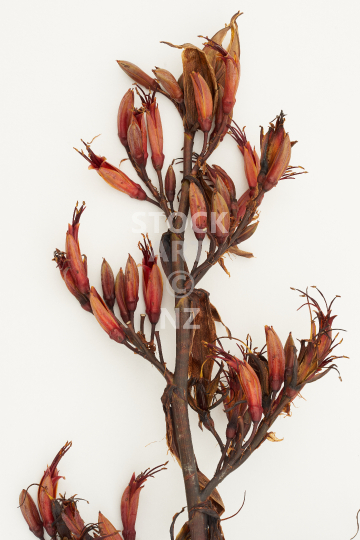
[223,367,246,439]
[190,72,213,133]
[153,68,184,103]
[214,174,231,209]
[146,100,164,171]
[61,501,86,539]
[212,165,236,200]
[90,287,126,343]
[118,89,134,148]
[38,442,72,538]
[284,332,297,386]
[235,189,251,222]
[265,326,285,392]
[211,191,230,244]
[222,53,240,115]
[54,249,91,312]
[165,164,176,203]
[263,134,291,191]
[98,512,123,540]
[237,360,263,423]
[243,141,260,190]
[124,255,139,313]
[259,111,293,192]
[54,203,91,311]
[65,233,90,295]
[19,490,45,540]
[117,60,159,91]
[76,142,147,201]
[189,182,208,241]
[284,332,297,387]
[115,268,130,323]
[101,258,115,310]
[139,236,163,325]
[121,463,167,540]
[135,111,148,165]
[127,114,147,167]
[144,263,163,325]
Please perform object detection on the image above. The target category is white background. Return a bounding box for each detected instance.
[2,1,360,539]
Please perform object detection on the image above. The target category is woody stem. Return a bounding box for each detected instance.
[174,131,195,231]
[172,296,207,540]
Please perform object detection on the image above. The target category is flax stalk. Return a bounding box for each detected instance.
[172,295,207,540]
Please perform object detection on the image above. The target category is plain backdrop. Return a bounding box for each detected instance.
[1,1,360,539]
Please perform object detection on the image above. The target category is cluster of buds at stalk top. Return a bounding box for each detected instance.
[121,463,167,540]
[53,203,91,312]
[75,140,148,201]
[139,235,163,327]
[20,442,166,540]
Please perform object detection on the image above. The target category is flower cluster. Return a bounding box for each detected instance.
[202,289,343,467]
[19,443,166,540]
[54,204,163,348]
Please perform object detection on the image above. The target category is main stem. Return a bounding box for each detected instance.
[173,296,207,540]
[170,131,207,540]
